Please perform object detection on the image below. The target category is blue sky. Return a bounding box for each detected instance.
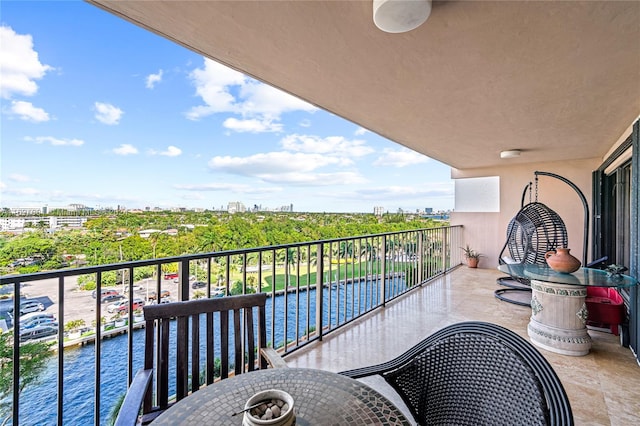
[1,1,454,213]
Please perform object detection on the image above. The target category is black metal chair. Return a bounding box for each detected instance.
[339,322,574,426]
[114,293,286,426]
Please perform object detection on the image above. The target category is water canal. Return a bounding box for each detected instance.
[18,278,407,425]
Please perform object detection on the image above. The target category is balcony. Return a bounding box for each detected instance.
[285,266,640,425]
[1,226,638,425]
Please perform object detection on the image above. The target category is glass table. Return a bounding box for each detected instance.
[152,367,411,425]
[498,264,638,356]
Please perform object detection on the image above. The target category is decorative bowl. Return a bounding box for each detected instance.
[242,389,295,426]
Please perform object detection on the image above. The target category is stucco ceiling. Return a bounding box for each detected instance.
[88,0,640,170]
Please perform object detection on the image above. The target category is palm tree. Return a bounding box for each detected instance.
[338,241,354,259]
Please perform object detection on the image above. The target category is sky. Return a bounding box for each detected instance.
[0,1,454,214]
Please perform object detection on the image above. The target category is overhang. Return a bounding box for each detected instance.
[87,0,640,169]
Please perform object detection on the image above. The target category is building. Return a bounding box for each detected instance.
[0,216,88,231]
[227,201,246,214]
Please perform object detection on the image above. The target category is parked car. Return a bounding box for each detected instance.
[101,293,125,304]
[191,281,207,289]
[108,298,145,313]
[23,319,58,329]
[164,273,179,280]
[212,287,226,297]
[147,290,170,301]
[20,312,56,328]
[19,325,58,342]
[92,289,118,299]
[107,300,128,313]
[123,284,143,293]
[8,300,45,317]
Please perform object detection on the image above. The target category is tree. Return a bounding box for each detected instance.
[0,332,54,425]
[64,319,86,334]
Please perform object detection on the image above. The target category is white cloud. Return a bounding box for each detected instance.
[299,119,311,128]
[1,186,40,196]
[223,117,282,133]
[0,26,52,99]
[280,134,374,158]
[208,151,343,175]
[258,171,367,186]
[186,59,245,119]
[354,183,454,200]
[207,151,367,186]
[94,102,123,125]
[145,69,163,89]
[161,146,182,157]
[237,80,315,117]
[186,58,316,132]
[149,145,182,157]
[113,144,138,155]
[24,136,84,146]
[373,148,430,167]
[174,182,282,194]
[10,100,50,122]
[354,127,368,135]
[9,174,32,182]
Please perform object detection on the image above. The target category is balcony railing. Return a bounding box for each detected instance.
[0,225,463,425]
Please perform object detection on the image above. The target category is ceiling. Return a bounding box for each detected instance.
[87,0,640,170]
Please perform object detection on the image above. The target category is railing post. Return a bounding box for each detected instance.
[179,259,190,301]
[315,243,324,341]
[380,235,387,306]
[443,227,450,272]
[417,231,424,285]
[57,277,65,425]
[11,281,20,426]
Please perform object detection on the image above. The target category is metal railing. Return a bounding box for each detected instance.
[0,225,463,425]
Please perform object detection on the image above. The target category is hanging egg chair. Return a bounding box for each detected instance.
[495,171,588,306]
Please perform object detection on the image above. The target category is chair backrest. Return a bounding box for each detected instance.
[141,293,269,414]
[500,202,568,266]
[344,322,573,426]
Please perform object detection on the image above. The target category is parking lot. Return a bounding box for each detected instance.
[0,277,190,331]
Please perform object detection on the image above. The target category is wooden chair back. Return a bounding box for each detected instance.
[141,293,270,415]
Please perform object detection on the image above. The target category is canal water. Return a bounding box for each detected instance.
[17,278,406,425]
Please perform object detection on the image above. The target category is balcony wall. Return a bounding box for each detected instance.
[449,120,635,270]
[450,157,599,268]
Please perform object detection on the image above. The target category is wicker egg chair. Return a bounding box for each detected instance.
[495,172,588,306]
[494,202,568,305]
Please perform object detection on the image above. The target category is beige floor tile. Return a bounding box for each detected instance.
[285,267,640,425]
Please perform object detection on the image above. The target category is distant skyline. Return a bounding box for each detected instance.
[1,1,454,213]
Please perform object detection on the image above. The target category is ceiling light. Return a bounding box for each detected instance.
[373,0,432,34]
[500,150,522,159]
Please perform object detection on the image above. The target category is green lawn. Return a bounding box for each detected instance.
[257,259,441,292]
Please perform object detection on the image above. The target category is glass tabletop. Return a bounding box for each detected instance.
[498,264,638,288]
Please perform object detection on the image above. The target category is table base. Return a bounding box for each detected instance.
[527,279,592,356]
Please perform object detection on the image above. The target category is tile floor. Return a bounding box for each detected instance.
[284,267,640,425]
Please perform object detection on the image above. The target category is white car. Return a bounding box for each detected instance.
[8,300,45,318]
[107,300,128,313]
[19,312,56,327]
